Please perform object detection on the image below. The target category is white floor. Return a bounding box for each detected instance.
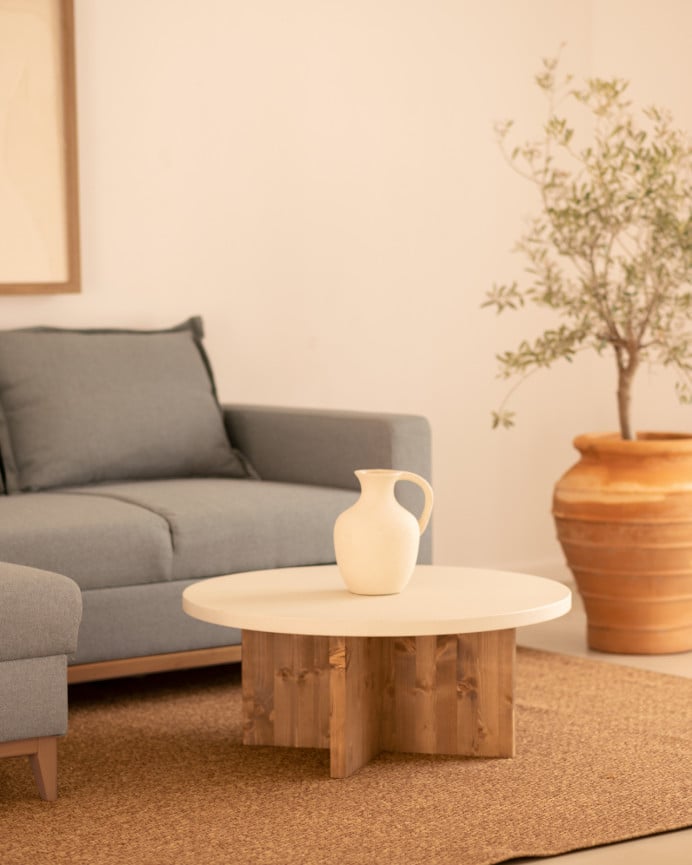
[515,587,692,864]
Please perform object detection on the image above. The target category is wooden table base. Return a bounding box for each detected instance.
[242,628,515,778]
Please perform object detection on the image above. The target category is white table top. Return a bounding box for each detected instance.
[182,565,572,637]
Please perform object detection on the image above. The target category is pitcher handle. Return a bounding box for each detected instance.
[396,471,434,535]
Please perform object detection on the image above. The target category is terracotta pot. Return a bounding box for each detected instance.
[552,432,692,654]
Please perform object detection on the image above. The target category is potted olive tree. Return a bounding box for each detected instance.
[485,56,692,654]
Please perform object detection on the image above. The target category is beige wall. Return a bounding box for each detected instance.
[2,1,691,575]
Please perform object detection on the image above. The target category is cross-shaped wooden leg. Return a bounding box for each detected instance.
[242,628,515,778]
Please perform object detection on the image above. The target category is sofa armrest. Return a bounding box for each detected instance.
[0,563,82,662]
[222,404,433,562]
[222,404,431,488]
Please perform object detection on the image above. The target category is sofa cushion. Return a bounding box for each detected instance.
[63,478,359,581]
[0,317,249,493]
[0,492,173,589]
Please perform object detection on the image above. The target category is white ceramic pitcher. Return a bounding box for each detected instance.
[333,469,434,595]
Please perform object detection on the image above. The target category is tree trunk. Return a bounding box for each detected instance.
[616,353,638,440]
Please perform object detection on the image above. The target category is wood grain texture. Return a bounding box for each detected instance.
[273,632,330,748]
[240,628,516,776]
[242,631,277,746]
[67,646,243,684]
[378,632,515,757]
[242,631,330,749]
[456,629,516,757]
[329,636,385,778]
[29,737,58,801]
[0,736,58,800]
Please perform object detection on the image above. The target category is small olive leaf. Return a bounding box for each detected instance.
[675,380,692,404]
[482,282,525,313]
[491,411,516,429]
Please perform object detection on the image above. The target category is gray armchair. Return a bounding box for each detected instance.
[0,563,82,800]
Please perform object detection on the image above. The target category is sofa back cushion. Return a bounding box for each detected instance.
[0,317,250,493]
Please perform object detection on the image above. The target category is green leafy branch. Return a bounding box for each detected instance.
[486,54,692,439]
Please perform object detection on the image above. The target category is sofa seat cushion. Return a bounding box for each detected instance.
[62,478,359,581]
[0,492,173,590]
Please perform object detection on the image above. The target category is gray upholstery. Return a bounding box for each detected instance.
[0,318,248,493]
[74,581,240,665]
[0,563,82,743]
[0,657,69,741]
[0,492,173,589]
[0,399,432,675]
[224,404,433,562]
[0,562,82,660]
[62,478,359,583]
[224,404,431,488]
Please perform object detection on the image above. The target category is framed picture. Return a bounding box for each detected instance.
[0,0,80,294]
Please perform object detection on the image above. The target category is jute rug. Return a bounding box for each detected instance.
[1,648,691,865]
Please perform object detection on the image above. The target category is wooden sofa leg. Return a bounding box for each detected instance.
[29,736,58,801]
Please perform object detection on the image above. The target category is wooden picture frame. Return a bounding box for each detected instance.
[0,0,80,294]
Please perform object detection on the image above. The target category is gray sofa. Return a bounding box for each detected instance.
[0,318,432,684]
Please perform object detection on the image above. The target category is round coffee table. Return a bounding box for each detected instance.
[183,565,571,777]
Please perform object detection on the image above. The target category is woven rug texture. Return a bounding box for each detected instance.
[0,647,691,865]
